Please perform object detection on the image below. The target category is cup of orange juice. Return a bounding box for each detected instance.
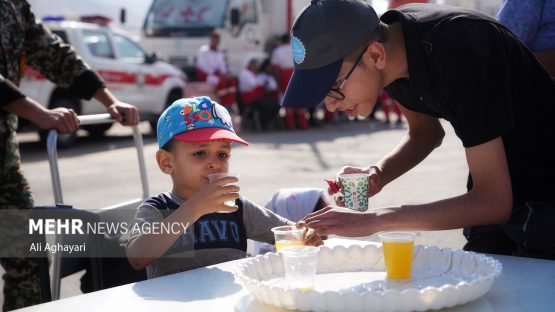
[271,225,305,251]
[379,232,416,280]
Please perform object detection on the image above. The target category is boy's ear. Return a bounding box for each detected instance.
[156,149,174,174]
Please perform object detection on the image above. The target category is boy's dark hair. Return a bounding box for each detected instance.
[161,139,176,152]
[345,22,389,63]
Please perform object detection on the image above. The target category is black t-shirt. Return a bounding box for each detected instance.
[382,4,555,204]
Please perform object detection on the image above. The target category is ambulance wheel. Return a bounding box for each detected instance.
[39,96,80,148]
[150,89,182,133]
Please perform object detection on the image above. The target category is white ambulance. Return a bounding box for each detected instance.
[140,0,308,76]
[19,18,186,146]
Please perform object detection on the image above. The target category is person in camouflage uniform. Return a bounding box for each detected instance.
[0,0,139,310]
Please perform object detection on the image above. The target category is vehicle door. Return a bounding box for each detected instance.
[227,0,264,74]
[80,28,145,114]
[111,33,158,113]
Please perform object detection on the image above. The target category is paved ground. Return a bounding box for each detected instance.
[4,113,469,305]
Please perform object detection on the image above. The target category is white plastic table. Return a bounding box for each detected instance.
[17,239,555,312]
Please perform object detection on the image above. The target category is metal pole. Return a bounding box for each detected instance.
[132,126,150,199]
[46,130,63,300]
[45,114,149,300]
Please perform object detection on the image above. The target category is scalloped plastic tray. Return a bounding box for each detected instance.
[236,244,502,312]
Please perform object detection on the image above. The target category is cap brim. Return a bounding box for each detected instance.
[281,59,343,108]
[174,128,249,146]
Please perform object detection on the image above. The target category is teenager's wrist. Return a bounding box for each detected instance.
[369,207,401,233]
[356,212,379,235]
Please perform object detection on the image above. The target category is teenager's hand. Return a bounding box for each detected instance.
[367,166,383,197]
[185,176,240,218]
[301,206,375,237]
[329,165,383,203]
[296,221,324,246]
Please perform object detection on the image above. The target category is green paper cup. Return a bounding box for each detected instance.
[338,173,370,211]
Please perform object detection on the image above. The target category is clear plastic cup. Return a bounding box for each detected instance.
[280,246,319,291]
[338,173,370,211]
[207,173,239,213]
[379,232,416,279]
[271,225,305,251]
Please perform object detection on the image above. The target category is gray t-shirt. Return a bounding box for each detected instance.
[127,192,289,278]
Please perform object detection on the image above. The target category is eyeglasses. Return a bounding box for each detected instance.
[326,46,367,100]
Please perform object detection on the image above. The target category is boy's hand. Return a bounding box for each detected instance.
[185,176,240,218]
[296,221,324,247]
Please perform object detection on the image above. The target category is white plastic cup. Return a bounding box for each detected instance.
[280,246,319,291]
[271,225,305,251]
[338,173,370,211]
[207,173,240,213]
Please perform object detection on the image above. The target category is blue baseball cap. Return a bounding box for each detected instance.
[281,0,380,108]
[157,96,249,149]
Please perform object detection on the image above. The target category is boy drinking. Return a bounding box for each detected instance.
[126,96,321,278]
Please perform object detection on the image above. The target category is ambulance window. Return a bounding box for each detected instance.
[230,0,257,24]
[113,35,146,63]
[83,31,115,59]
[144,0,227,37]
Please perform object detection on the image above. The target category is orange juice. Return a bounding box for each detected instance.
[298,286,314,292]
[275,240,305,251]
[382,241,414,279]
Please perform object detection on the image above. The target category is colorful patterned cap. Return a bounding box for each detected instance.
[157,96,248,149]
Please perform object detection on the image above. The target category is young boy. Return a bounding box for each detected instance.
[126,96,322,278]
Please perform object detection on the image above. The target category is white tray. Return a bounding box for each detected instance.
[236,244,502,312]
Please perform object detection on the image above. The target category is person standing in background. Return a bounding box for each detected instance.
[257,58,282,129]
[257,59,279,103]
[271,34,308,130]
[497,0,555,77]
[238,58,264,109]
[196,32,238,110]
[238,58,280,130]
[1,0,138,310]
